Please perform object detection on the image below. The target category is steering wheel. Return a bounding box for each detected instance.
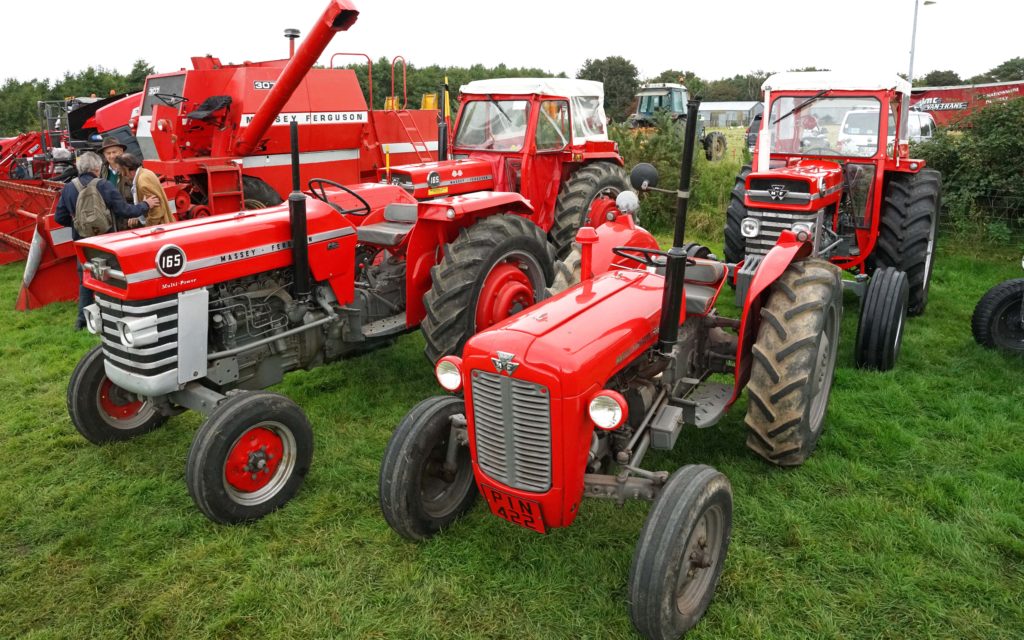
[307,178,372,217]
[154,93,188,107]
[613,246,700,269]
[801,145,842,156]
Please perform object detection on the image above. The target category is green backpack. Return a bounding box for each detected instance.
[72,177,114,237]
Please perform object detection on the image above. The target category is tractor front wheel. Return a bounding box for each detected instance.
[67,345,166,444]
[972,278,1024,354]
[379,396,478,541]
[628,465,732,640]
[186,391,313,524]
[855,267,909,371]
[723,166,751,265]
[549,162,630,257]
[422,214,555,363]
[744,259,842,466]
[703,131,727,161]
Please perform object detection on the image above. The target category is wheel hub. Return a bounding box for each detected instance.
[476,262,535,330]
[225,427,284,493]
[98,378,144,420]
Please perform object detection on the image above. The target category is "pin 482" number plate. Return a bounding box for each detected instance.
[481,484,545,534]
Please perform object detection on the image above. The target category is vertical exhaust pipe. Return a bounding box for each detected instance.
[288,120,310,300]
[437,78,449,161]
[285,28,300,58]
[657,99,702,354]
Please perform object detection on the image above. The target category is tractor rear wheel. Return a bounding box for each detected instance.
[703,131,727,161]
[972,278,1024,354]
[242,175,283,209]
[723,166,751,265]
[628,465,732,640]
[186,391,313,524]
[549,162,629,257]
[869,169,941,315]
[546,245,582,296]
[422,214,555,363]
[855,267,909,371]
[67,345,167,444]
[744,258,842,466]
[380,396,478,541]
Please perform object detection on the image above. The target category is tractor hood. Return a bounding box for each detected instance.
[746,159,844,210]
[385,158,495,199]
[463,269,664,398]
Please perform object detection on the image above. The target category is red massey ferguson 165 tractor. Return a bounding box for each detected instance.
[66,73,652,524]
[379,102,844,639]
[724,72,942,371]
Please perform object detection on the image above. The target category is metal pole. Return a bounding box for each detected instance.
[288,121,310,300]
[908,0,921,83]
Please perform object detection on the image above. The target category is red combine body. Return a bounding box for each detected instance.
[726,71,943,371]
[379,102,844,640]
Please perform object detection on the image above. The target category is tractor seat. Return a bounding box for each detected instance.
[356,203,419,247]
[184,95,232,121]
[682,260,727,316]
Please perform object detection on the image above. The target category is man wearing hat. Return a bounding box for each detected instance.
[98,136,133,202]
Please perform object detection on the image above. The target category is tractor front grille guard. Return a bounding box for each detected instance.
[744,209,821,257]
[96,293,180,378]
[470,370,552,493]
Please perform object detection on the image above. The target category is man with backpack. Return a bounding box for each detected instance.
[55,151,159,329]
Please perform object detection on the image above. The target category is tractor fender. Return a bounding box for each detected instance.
[414,192,534,222]
[730,231,813,405]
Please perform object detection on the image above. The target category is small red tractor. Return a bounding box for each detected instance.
[972,254,1024,355]
[725,71,942,371]
[379,101,843,639]
[67,64,651,523]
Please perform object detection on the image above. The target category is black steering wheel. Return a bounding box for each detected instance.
[307,178,372,217]
[154,93,189,107]
[612,246,698,268]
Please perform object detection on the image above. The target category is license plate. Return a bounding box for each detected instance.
[481,484,546,534]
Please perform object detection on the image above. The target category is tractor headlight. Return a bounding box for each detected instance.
[791,223,813,242]
[117,315,160,348]
[588,391,628,431]
[740,217,761,238]
[435,356,463,392]
[83,304,102,335]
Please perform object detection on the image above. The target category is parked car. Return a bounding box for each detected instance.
[837,108,935,156]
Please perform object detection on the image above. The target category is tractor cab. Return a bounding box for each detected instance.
[628,82,688,128]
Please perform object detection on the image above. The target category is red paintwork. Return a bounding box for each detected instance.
[94,93,142,134]
[98,378,145,419]
[223,426,285,493]
[386,159,495,199]
[750,87,927,272]
[475,262,535,330]
[911,81,1024,126]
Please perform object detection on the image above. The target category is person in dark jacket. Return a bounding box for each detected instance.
[55,151,159,329]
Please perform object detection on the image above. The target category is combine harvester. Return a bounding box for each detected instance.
[3,0,439,310]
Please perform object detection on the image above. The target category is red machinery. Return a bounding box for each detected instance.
[725,71,942,371]
[378,101,842,639]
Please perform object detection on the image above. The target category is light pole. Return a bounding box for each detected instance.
[908,0,937,84]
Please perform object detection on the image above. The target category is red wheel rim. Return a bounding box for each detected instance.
[475,261,535,330]
[98,378,144,420]
[224,426,286,493]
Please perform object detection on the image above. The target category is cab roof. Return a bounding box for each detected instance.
[460,78,604,99]
[763,71,911,95]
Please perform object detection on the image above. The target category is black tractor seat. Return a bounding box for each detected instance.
[682,260,727,316]
[356,203,418,247]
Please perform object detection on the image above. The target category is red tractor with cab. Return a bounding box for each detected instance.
[66,72,650,524]
[379,101,844,640]
[725,71,942,371]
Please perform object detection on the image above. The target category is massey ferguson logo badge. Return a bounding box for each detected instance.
[156,244,187,278]
[491,351,519,375]
[768,185,789,201]
[427,171,442,188]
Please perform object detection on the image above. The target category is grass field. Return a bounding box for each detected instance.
[1,234,1023,639]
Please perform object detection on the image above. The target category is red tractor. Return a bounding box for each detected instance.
[67,69,651,523]
[725,72,942,370]
[379,101,844,639]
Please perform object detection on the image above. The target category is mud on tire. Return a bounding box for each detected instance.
[422,214,556,363]
[549,162,629,257]
[723,165,751,265]
[744,258,842,466]
[855,266,909,371]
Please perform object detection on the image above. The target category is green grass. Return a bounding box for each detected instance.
[1,239,1023,639]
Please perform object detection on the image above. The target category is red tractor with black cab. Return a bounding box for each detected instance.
[66,74,650,524]
[725,72,942,371]
[972,255,1024,354]
[379,101,844,639]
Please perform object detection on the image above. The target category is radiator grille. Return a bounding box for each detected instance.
[470,370,552,492]
[96,293,179,377]
[745,209,820,257]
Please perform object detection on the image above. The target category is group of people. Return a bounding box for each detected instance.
[55,137,176,329]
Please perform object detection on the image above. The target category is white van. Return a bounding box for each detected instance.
[838,108,936,156]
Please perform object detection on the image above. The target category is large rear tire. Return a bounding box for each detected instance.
[186,391,313,524]
[379,396,478,541]
[744,259,842,467]
[422,214,555,363]
[628,465,732,640]
[971,278,1024,355]
[854,267,909,371]
[723,166,751,265]
[869,169,941,316]
[549,162,629,257]
[242,175,283,209]
[67,345,166,444]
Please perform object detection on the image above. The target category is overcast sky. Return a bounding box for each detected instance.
[0,0,1016,85]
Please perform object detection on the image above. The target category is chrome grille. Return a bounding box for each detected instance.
[470,370,552,492]
[745,209,819,257]
[96,293,179,377]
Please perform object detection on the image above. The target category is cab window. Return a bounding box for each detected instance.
[535,100,571,152]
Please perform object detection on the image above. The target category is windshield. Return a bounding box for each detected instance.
[638,92,672,114]
[768,96,883,157]
[454,100,531,151]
